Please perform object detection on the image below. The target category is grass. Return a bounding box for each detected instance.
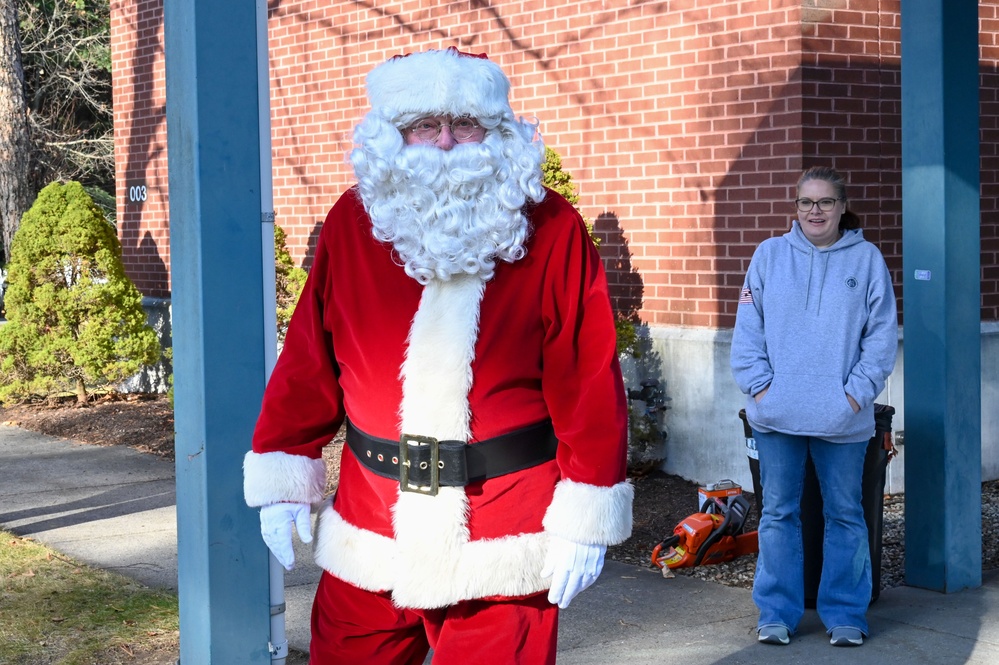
[0,529,179,665]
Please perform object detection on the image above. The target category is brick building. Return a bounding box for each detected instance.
[110,0,999,486]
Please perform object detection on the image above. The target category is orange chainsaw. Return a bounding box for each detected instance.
[651,493,758,569]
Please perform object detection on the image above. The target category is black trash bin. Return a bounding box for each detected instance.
[740,404,895,606]
[740,410,763,518]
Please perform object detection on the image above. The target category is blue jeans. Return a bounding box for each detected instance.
[752,429,871,635]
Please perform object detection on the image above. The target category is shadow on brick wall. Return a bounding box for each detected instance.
[304,221,323,271]
[595,211,643,322]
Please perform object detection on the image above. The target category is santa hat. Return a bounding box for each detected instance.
[365,47,513,120]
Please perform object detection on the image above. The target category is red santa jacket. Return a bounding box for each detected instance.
[243,186,632,609]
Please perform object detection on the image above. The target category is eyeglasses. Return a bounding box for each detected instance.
[404,116,484,143]
[795,197,842,212]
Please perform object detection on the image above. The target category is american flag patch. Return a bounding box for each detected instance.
[739,288,754,304]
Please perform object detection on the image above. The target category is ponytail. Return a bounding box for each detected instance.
[840,208,861,230]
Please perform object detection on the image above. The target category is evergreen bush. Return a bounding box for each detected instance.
[542,146,640,353]
[0,181,160,404]
[541,146,599,246]
[540,146,667,473]
[274,224,307,345]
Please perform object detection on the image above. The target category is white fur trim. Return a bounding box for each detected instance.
[313,501,549,609]
[542,479,635,545]
[307,257,634,608]
[366,48,513,121]
[391,487,470,607]
[311,269,568,608]
[399,275,483,439]
[313,500,398,593]
[243,450,327,507]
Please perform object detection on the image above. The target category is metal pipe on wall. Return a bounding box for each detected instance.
[256,0,287,663]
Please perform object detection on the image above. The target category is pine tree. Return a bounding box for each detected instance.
[0,181,159,404]
[0,0,34,264]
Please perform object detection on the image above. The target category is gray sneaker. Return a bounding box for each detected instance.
[829,627,864,646]
[758,625,790,645]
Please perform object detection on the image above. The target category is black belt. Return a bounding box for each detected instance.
[345,418,558,496]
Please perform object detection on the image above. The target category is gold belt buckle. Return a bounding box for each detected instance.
[399,433,439,496]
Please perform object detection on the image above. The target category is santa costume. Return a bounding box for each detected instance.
[243,48,632,665]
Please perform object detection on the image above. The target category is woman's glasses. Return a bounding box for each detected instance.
[795,197,842,212]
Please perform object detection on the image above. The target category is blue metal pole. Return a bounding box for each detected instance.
[901,0,982,593]
[164,1,273,661]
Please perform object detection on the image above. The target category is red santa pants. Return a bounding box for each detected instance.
[309,571,558,664]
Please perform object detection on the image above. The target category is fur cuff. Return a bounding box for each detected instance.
[542,479,634,545]
[243,450,327,507]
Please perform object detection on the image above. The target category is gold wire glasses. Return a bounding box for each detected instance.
[405,117,484,143]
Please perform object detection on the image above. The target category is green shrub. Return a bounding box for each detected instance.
[164,347,174,407]
[542,146,641,353]
[541,147,668,472]
[541,146,599,247]
[0,181,160,405]
[274,224,307,344]
[615,317,639,358]
[161,226,305,397]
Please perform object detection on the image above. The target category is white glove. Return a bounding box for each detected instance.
[541,534,607,609]
[259,502,313,570]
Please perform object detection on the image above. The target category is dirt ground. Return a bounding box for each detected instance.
[0,393,732,664]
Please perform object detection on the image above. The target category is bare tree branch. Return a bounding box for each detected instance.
[19,0,113,193]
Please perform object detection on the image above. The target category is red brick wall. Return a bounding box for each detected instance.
[112,0,999,324]
[266,0,806,329]
[111,0,170,298]
[799,0,999,323]
[799,0,905,318]
[982,0,999,320]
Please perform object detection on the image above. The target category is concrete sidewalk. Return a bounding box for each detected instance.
[2,424,998,664]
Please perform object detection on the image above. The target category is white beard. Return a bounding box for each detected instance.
[350,117,546,284]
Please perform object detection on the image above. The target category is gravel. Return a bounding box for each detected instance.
[648,479,999,592]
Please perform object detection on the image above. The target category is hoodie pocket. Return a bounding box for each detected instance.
[749,372,854,436]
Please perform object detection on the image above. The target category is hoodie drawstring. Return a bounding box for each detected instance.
[816,252,829,313]
[804,248,830,313]
[805,250,813,309]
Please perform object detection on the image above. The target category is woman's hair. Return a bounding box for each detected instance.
[797,165,861,230]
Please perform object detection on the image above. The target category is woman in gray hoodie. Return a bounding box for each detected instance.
[731,166,898,648]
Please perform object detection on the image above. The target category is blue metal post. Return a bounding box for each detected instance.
[901,0,982,592]
[164,1,273,661]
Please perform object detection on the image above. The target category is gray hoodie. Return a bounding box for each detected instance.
[731,221,898,443]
